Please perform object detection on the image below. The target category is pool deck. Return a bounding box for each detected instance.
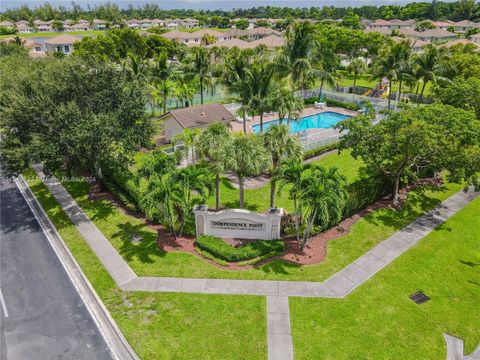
[230,106,358,138]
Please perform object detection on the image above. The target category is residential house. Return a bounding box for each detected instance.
[206,38,253,50]
[245,27,282,41]
[71,23,89,32]
[392,36,428,53]
[432,21,454,31]
[33,20,52,32]
[367,19,391,29]
[417,28,457,42]
[180,18,199,28]
[92,19,107,30]
[438,38,479,49]
[151,19,164,27]
[16,23,34,33]
[165,19,181,29]
[2,36,46,57]
[161,29,225,46]
[224,29,249,39]
[160,104,234,142]
[126,19,140,29]
[0,20,14,29]
[45,35,80,54]
[139,19,153,29]
[249,34,285,49]
[451,20,478,33]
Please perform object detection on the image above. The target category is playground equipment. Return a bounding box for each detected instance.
[364,78,390,99]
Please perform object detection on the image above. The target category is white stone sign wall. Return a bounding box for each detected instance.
[193,206,284,240]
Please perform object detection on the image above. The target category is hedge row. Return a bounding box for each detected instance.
[303,96,360,111]
[195,235,285,262]
[101,164,141,212]
[303,142,338,160]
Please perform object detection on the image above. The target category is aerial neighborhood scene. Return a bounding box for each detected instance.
[0,0,479,359]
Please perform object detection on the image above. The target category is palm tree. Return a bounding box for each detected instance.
[348,57,367,95]
[299,165,346,250]
[173,128,201,165]
[263,125,303,208]
[185,47,211,105]
[270,84,304,125]
[275,157,310,244]
[140,175,177,239]
[229,133,271,208]
[172,165,214,236]
[153,80,174,114]
[196,123,233,210]
[275,22,319,89]
[414,45,448,103]
[247,61,274,132]
[222,48,254,133]
[174,81,196,108]
[316,62,337,101]
[201,33,217,46]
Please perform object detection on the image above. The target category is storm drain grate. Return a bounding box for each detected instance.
[409,291,430,304]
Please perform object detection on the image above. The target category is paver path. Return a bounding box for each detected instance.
[34,166,479,359]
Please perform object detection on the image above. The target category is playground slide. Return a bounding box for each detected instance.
[363,89,372,96]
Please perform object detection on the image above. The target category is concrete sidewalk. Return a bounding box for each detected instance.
[33,166,479,360]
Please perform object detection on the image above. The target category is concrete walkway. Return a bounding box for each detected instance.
[35,166,479,360]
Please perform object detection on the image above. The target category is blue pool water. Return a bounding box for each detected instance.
[251,112,351,134]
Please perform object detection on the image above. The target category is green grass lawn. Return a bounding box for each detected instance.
[290,196,480,359]
[58,151,463,282]
[25,170,267,360]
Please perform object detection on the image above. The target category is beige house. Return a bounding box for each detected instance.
[45,35,81,54]
[0,20,15,29]
[160,104,234,142]
[33,20,52,32]
[92,19,107,30]
[417,28,457,42]
[161,29,225,46]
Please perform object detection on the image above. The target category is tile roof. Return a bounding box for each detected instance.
[45,35,81,45]
[249,34,284,48]
[206,38,253,49]
[421,28,456,37]
[166,104,234,129]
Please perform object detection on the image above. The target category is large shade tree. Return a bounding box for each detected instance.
[0,56,152,180]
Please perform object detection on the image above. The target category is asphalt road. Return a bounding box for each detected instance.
[0,175,113,360]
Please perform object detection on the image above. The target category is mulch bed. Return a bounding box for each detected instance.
[87,176,443,270]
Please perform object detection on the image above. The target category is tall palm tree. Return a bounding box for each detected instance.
[174,81,196,108]
[196,123,233,210]
[229,133,271,208]
[185,47,211,105]
[152,80,174,114]
[222,49,253,134]
[299,165,346,250]
[275,157,310,245]
[247,61,274,132]
[316,61,336,101]
[263,125,303,208]
[414,45,448,103]
[275,22,319,90]
[348,57,367,95]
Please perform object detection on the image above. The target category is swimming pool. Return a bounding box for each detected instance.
[251,111,351,134]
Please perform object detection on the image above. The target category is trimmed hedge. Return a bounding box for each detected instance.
[195,235,285,262]
[303,96,360,111]
[303,142,338,160]
[101,164,141,212]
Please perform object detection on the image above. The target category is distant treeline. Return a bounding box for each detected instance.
[0,0,479,22]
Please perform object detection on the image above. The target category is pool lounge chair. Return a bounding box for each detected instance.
[314,101,327,109]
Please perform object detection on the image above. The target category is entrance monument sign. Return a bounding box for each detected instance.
[193,205,284,240]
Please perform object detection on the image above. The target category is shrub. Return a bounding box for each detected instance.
[303,96,361,111]
[101,164,141,212]
[342,177,390,218]
[195,235,285,262]
[303,142,338,160]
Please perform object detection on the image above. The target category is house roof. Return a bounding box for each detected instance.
[453,20,476,27]
[439,39,479,49]
[364,28,390,35]
[33,20,50,25]
[398,28,421,37]
[15,20,29,25]
[165,104,234,129]
[370,19,391,26]
[71,23,89,29]
[247,27,282,37]
[389,19,415,26]
[16,24,33,31]
[2,36,40,48]
[471,33,480,39]
[45,35,81,45]
[93,19,106,24]
[225,29,248,37]
[432,21,454,27]
[420,28,456,38]
[0,20,14,26]
[162,29,224,40]
[249,34,284,48]
[206,38,253,49]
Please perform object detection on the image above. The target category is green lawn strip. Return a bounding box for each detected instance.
[290,197,480,360]
[24,170,267,360]
[58,150,462,282]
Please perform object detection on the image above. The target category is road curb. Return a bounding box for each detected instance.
[15,175,139,360]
